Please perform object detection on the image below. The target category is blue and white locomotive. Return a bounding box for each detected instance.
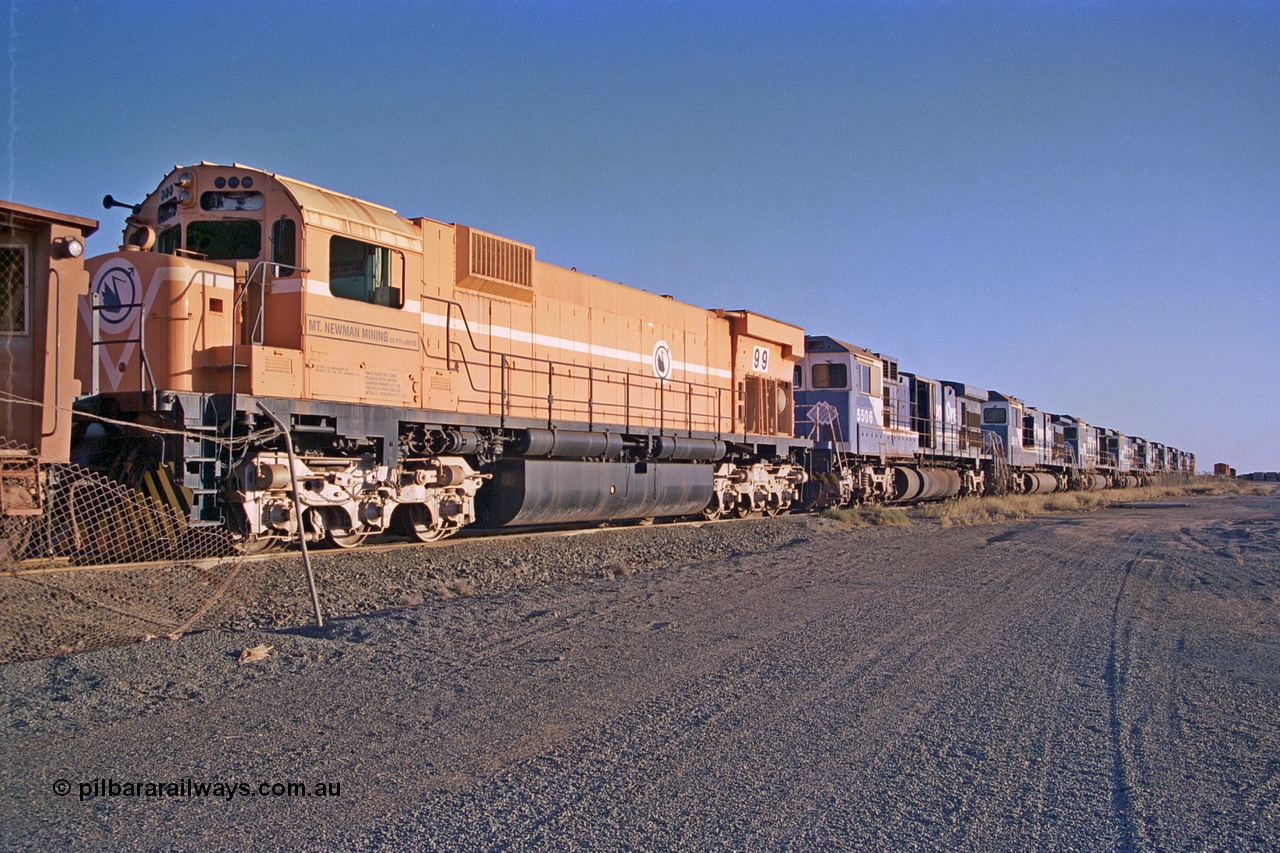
[794,334,1192,505]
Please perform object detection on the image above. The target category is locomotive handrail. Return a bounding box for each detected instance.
[443,334,732,437]
[226,260,310,465]
[236,259,310,348]
[423,293,741,438]
[89,291,156,397]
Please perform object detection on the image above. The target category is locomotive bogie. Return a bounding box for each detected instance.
[232,451,485,545]
[706,460,806,518]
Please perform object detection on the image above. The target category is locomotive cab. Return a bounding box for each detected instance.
[794,336,916,457]
[83,164,424,405]
[983,394,1059,493]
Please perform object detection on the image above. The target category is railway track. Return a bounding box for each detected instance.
[0,514,737,577]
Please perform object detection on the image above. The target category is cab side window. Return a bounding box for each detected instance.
[811,363,848,389]
[329,235,402,307]
[858,363,872,393]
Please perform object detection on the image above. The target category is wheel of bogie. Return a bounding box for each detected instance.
[399,503,451,543]
[308,507,367,550]
[729,498,752,519]
[228,505,283,555]
[700,495,723,521]
[762,496,786,518]
[236,534,283,555]
[325,525,367,549]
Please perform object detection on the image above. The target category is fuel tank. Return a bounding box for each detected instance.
[891,467,961,502]
[477,459,714,527]
[1079,473,1108,491]
[1022,472,1059,494]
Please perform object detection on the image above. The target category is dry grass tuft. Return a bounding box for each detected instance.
[1189,480,1274,496]
[822,505,912,527]
[916,479,1272,527]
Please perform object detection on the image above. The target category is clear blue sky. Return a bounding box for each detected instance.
[9,1,1278,472]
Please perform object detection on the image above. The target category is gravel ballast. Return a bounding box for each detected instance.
[2,495,1277,852]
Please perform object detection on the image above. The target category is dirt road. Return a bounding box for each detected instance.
[2,494,1277,851]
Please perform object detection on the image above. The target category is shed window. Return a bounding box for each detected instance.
[984,407,1007,424]
[0,246,27,333]
[858,363,872,393]
[811,362,847,389]
[329,236,403,307]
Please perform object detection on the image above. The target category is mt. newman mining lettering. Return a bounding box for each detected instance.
[306,316,418,351]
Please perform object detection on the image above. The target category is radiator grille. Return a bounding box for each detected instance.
[469,230,532,289]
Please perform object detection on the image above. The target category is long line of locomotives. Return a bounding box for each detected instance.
[0,163,1194,557]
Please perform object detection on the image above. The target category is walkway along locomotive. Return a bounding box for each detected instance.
[0,162,1193,559]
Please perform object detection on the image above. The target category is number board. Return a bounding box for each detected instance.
[751,345,770,374]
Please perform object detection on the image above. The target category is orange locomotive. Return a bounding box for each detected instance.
[77,163,807,549]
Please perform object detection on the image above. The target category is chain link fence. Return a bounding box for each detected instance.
[0,442,247,664]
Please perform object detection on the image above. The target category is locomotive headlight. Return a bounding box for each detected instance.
[176,171,193,189]
[178,189,194,207]
[52,236,84,259]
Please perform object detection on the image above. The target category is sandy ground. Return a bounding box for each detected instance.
[1,494,1277,852]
